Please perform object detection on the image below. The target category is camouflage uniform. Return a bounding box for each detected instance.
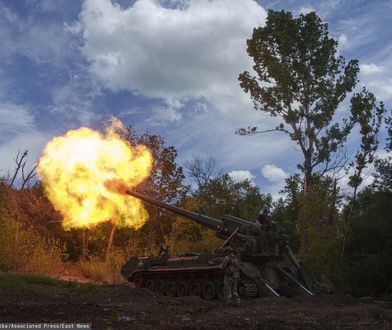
[222,250,241,305]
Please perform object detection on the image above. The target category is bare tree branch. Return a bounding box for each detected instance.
[21,163,38,190]
[185,156,221,190]
[235,127,290,136]
[10,150,28,187]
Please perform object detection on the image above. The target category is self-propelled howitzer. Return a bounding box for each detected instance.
[122,189,314,299]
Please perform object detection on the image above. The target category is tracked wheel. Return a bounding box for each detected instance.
[165,281,177,297]
[133,273,144,288]
[155,280,166,295]
[202,281,216,300]
[189,281,201,296]
[177,282,189,297]
[145,279,154,292]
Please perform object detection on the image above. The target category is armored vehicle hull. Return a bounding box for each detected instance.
[122,189,315,299]
[121,255,265,299]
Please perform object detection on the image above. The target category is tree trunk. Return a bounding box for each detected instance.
[303,157,312,195]
[341,184,359,257]
[106,222,117,263]
[81,228,89,260]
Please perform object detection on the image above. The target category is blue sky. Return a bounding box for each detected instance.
[0,0,391,197]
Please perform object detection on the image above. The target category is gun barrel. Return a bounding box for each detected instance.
[125,189,223,231]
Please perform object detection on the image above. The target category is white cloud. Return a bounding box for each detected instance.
[0,104,35,141]
[338,33,347,50]
[261,164,289,183]
[228,170,255,184]
[77,0,266,119]
[163,109,295,172]
[367,79,392,100]
[360,63,384,75]
[0,6,75,65]
[148,98,183,125]
[299,6,314,15]
[75,0,306,191]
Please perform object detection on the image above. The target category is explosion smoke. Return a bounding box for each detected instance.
[37,120,152,230]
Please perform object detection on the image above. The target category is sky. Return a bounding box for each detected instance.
[0,0,391,197]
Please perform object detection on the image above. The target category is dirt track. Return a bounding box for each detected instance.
[1,283,392,329]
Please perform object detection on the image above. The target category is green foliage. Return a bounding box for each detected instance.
[373,111,392,192]
[348,88,385,189]
[373,158,392,192]
[123,126,189,252]
[167,217,220,256]
[166,196,222,256]
[342,186,392,296]
[0,206,67,277]
[78,248,126,284]
[239,9,359,192]
[342,254,392,296]
[272,175,302,251]
[125,126,188,203]
[194,174,271,220]
[297,189,341,288]
[273,175,342,286]
[0,272,97,295]
[164,174,271,256]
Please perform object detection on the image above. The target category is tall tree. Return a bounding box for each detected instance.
[341,89,386,256]
[238,10,359,193]
[122,126,188,252]
[348,89,385,199]
[373,110,392,192]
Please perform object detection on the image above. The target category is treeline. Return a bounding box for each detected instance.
[0,122,391,296]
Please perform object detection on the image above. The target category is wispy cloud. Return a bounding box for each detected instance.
[0,104,35,142]
[360,63,384,75]
[229,170,255,185]
[0,103,49,175]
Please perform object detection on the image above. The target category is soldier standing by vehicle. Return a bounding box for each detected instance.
[222,248,241,306]
[256,208,271,225]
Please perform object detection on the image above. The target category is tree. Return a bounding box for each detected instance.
[342,89,386,256]
[272,175,303,251]
[122,126,189,254]
[8,150,37,189]
[342,185,392,296]
[347,89,385,199]
[238,10,359,193]
[193,174,271,220]
[168,173,271,255]
[185,156,221,194]
[341,110,392,295]
[373,110,392,192]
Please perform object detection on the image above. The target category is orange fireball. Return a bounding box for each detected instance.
[37,122,152,230]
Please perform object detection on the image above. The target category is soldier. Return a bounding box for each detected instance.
[222,248,241,306]
[158,244,169,258]
[257,208,271,225]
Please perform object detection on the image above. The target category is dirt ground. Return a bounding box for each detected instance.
[1,280,392,330]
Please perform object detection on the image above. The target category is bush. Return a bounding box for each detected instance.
[78,249,126,284]
[0,210,29,271]
[343,254,392,296]
[22,238,67,277]
[298,190,342,288]
[0,207,67,277]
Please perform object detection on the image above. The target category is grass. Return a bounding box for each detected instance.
[0,272,99,295]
